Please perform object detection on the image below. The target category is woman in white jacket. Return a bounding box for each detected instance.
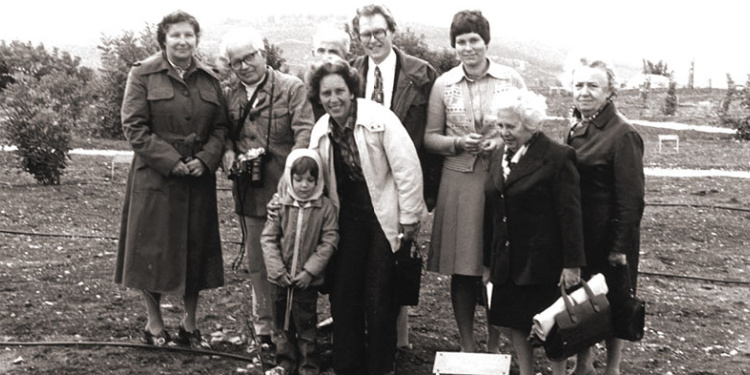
[307,57,426,375]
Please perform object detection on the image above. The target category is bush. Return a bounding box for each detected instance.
[663,81,678,116]
[0,73,73,185]
[717,74,750,140]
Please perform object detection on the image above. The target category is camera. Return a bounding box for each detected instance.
[229,147,266,188]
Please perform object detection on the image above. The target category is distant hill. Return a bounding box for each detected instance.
[48,14,641,89]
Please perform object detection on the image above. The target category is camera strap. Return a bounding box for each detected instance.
[235,70,271,142]
[265,74,275,152]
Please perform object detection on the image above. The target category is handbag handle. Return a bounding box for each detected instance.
[559,278,602,324]
[559,283,578,323]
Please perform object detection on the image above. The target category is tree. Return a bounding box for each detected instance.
[264,38,286,71]
[94,26,160,139]
[642,59,671,77]
[687,59,695,90]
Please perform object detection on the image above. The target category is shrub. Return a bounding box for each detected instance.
[0,73,73,185]
[663,81,678,116]
[717,74,750,140]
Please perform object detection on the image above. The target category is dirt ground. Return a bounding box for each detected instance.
[1,124,749,375]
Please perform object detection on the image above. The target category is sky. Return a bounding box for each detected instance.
[1,0,748,87]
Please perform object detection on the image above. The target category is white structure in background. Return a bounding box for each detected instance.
[625,73,672,89]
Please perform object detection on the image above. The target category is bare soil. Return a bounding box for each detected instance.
[1,121,749,375]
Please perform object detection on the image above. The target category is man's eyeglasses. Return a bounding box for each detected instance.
[229,52,260,69]
[359,28,387,42]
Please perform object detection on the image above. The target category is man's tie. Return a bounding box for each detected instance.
[371,66,384,105]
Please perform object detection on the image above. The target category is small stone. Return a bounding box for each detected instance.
[12,356,24,365]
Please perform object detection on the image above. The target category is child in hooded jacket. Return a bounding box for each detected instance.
[261,148,338,375]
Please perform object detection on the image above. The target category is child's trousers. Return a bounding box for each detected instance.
[272,286,319,375]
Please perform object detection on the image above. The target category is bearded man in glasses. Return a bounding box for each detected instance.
[219,27,314,351]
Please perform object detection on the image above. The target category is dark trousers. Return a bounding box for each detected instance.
[331,206,398,375]
[272,286,319,375]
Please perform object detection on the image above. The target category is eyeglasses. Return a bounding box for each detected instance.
[359,28,388,41]
[229,51,261,69]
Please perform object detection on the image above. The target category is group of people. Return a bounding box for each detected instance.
[114,5,644,375]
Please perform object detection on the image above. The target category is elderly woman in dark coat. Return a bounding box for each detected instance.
[567,59,645,375]
[114,10,226,348]
[484,88,585,375]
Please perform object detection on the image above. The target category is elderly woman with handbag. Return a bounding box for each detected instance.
[567,59,645,375]
[483,88,586,375]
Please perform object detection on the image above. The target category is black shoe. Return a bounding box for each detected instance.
[142,329,174,347]
[176,325,212,350]
[258,334,276,352]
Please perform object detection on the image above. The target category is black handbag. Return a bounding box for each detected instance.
[394,238,423,306]
[608,264,646,341]
[544,278,613,361]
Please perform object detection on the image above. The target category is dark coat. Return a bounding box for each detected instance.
[566,101,645,290]
[224,68,314,217]
[115,52,227,294]
[351,47,441,210]
[484,132,586,286]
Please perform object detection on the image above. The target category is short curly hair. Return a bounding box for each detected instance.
[156,10,201,50]
[307,57,361,105]
[450,10,490,48]
[490,88,548,132]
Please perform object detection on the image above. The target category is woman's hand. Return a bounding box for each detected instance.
[559,267,581,289]
[456,133,483,154]
[170,161,190,176]
[292,271,312,290]
[399,222,420,243]
[479,138,500,153]
[185,158,207,177]
[608,252,628,266]
[222,150,236,173]
[277,273,292,288]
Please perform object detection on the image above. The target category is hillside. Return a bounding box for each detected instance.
[39,14,604,88]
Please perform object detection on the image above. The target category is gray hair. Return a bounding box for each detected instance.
[219,27,265,60]
[490,88,548,132]
[313,26,351,55]
[571,58,618,100]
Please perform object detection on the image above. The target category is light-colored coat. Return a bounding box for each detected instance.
[310,99,427,252]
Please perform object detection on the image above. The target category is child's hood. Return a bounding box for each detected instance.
[283,148,325,203]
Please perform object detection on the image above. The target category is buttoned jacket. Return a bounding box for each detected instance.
[116,52,227,293]
[484,132,585,286]
[567,102,645,278]
[224,68,314,217]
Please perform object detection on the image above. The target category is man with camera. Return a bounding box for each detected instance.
[220,27,314,349]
